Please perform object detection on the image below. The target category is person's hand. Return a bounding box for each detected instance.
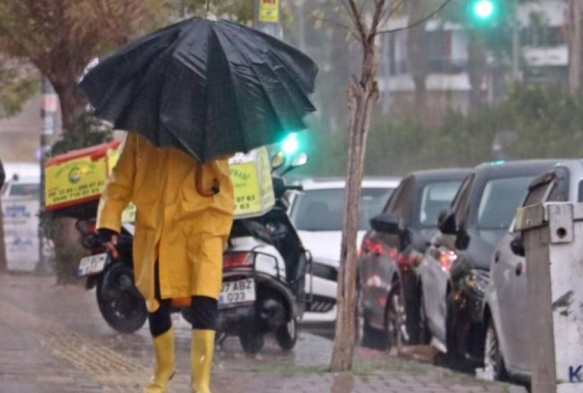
[98,228,119,255]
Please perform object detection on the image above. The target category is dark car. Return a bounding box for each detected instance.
[0,157,4,189]
[482,160,581,382]
[356,168,470,349]
[420,159,561,367]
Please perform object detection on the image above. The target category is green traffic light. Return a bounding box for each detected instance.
[282,133,299,155]
[473,0,494,19]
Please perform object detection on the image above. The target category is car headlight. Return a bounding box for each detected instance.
[463,269,490,295]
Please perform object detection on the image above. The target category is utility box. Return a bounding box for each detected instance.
[515,202,583,393]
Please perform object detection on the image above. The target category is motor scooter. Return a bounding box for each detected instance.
[201,151,312,353]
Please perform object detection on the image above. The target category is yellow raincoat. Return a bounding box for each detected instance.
[97,133,234,312]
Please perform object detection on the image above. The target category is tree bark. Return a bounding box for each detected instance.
[330,43,378,372]
[52,81,88,133]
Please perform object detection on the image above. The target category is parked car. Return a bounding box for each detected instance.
[482,160,580,382]
[288,177,400,324]
[1,162,40,198]
[356,168,470,349]
[0,157,4,189]
[420,159,560,367]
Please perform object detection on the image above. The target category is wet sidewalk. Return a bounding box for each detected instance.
[0,274,522,393]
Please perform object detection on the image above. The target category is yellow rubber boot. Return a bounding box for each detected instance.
[144,329,175,393]
[190,330,216,393]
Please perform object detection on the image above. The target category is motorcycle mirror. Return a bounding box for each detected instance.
[290,152,308,168]
[271,151,286,170]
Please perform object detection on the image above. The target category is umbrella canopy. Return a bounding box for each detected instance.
[79,17,318,163]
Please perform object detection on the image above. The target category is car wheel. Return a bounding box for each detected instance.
[418,285,432,345]
[361,318,386,350]
[275,317,298,351]
[445,291,459,361]
[484,319,508,381]
[384,281,408,350]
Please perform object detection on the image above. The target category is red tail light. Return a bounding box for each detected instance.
[439,250,457,273]
[397,253,422,267]
[223,252,253,269]
[359,238,390,256]
[87,220,97,234]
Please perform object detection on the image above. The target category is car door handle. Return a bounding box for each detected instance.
[515,262,524,276]
[494,251,500,263]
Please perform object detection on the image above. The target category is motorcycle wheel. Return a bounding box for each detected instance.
[275,317,298,351]
[96,263,147,334]
[239,307,265,354]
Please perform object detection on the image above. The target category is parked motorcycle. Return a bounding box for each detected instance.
[76,219,149,333]
[202,151,312,353]
[75,151,313,349]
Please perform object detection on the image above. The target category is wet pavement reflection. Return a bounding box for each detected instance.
[0,275,521,393]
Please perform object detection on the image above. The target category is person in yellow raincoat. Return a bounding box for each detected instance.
[96,132,234,393]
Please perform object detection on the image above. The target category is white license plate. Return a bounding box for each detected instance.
[77,253,108,277]
[218,279,255,307]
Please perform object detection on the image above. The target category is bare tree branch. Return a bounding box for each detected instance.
[369,0,387,37]
[375,0,455,35]
[310,15,359,40]
[380,0,405,22]
[347,0,368,43]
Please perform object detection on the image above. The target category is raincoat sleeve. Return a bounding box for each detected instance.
[96,134,137,233]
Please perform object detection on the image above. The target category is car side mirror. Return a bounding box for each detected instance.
[510,233,525,257]
[438,210,457,235]
[370,213,401,235]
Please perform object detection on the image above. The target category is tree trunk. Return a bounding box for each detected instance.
[468,31,487,109]
[330,44,378,372]
[0,198,7,273]
[51,216,88,285]
[52,82,87,133]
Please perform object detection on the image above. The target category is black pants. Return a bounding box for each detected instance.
[149,264,218,337]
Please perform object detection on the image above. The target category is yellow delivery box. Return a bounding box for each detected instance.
[44,140,274,219]
[228,147,275,218]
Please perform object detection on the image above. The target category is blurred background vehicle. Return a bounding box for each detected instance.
[481,160,582,383]
[356,168,469,350]
[420,159,560,369]
[1,162,40,197]
[288,177,400,326]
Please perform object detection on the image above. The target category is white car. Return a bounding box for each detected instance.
[1,162,40,198]
[288,177,401,324]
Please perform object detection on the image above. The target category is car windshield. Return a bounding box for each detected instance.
[291,187,394,231]
[477,176,533,245]
[417,181,462,228]
[8,182,40,198]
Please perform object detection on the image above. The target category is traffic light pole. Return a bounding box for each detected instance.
[254,0,283,40]
[511,0,519,81]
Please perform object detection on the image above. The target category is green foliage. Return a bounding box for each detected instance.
[0,66,39,118]
[50,112,113,156]
[306,83,583,178]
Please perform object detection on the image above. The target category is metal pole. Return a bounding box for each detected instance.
[569,0,581,92]
[39,78,57,274]
[511,0,519,81]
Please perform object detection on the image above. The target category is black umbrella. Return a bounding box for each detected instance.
[79,17,318,163]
